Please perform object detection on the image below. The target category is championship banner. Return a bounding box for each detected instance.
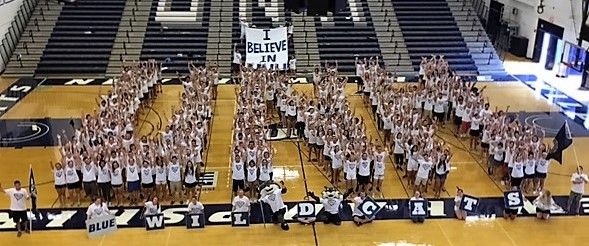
[245,27,288,70]
[85,214,117,238]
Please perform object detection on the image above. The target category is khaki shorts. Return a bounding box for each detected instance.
[169,181,183,193]
[415,176,428,186]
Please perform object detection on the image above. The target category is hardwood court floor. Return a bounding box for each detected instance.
[0,80,588,245]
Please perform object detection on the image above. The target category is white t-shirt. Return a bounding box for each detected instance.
[144,201,161,215]
[321,198,341,214]
[188,201,204,214]
[260,189,286,212]
[4,188,28,211]
[232,196,250,212]
[571,173,589,194]
[417,159,433,179]
[86,202,110,219]
[233,52,242,65]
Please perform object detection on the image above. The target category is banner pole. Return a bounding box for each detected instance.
[565,121,580,167]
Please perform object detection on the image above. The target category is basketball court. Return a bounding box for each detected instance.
[1,64,589,245]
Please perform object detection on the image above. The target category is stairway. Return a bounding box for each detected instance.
[35,0,127,76]
[3,1,64,77]
[365,0,414,78]
[391,0,478,75]
[314,0,384,74]
[105,0,151,77]
[140,0,211,75]
[447,0,507,77]
[206,0,234,74]
[291,13,319,73]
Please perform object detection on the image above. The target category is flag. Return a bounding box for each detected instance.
[29,166,38,216]
[546,122,573,164]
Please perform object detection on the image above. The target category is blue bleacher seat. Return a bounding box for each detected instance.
[391,0,478,74]
[35,0,127,75]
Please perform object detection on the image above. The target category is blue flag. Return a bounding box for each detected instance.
[29,166,38,215]
[546,122,573,164]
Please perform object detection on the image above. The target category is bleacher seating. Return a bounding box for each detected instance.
[35,0,127,75]
[140,0,211,75]
[231,0,295,69]
[314,0,383,73]
[391,0,478,75]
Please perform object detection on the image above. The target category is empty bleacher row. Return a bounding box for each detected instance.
[140,0,211,75]
[314,0,384,73]
[35,0,127,75]
[231,0,295,70]
[391,0,478,75]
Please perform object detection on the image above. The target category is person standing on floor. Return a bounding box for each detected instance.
[0,180,30,237]
[566,166,589,215]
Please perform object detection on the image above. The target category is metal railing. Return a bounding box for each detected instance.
[0,0,41,72]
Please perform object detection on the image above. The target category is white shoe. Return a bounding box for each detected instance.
[500,181,505,186]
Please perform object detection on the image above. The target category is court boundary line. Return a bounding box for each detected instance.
[296,140,319,246]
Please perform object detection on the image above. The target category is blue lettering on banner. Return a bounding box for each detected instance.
[85,215,117,237]
[359,197,381,219]
[409,200,428,217]
[0,196,586,231]
[459,195,480,213]
[246,40,288,54]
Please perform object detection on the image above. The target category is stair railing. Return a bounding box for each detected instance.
[0,0,40,73]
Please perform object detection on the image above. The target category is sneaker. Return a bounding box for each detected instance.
[501,181,505,186]
[17,231,22,237]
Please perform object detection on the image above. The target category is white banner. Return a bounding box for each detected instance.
[245,27,288,70]
[85,214,117,238]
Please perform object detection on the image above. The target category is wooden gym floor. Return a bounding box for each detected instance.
[0,76,588,245]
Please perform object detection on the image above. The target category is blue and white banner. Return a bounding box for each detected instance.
[0,195,583,231]
[85,214,117,238]
[245,27,288,70]
[459,195,480,213]
[185,213,205,229]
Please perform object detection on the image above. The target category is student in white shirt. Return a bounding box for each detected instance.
[566,166,589,214]
[533,190,558,220]
[232,44,242,75]
[0,180,30,237]
[187,196,205,214]
[352,191,373,226]
[144,197,162,216]
[454,188,467,220]
[232,189,250,213]
[50,161,67,208]
[289,55,297,75]
[86,197,111,220]
[410,191,426,223]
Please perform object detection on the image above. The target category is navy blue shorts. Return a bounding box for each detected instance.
[128,181,140,192]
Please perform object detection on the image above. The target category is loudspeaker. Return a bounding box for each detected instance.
[307,0,328,16]
[509,35,528,57]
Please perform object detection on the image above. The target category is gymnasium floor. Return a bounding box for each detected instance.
[0,75,588,245]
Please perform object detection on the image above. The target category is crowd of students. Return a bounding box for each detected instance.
[41,54,588,224]
[51,61,215,207]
